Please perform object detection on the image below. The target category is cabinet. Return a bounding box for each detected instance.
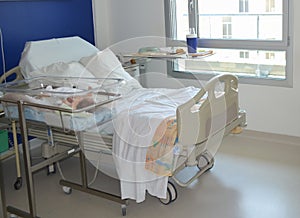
[0,119,22,217]
[0,120,22,190]
[0,123,12,160]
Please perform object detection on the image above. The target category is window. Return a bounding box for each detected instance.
[222,17,232,39]
[240,0,249,13]
[240,51,249,59]
[266,52,275,59]
[164,0,293,87]
[266,0,275,12]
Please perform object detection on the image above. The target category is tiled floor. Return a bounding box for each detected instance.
[1,131,300,218]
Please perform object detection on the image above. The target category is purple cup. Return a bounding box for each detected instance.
[186,34,198,53]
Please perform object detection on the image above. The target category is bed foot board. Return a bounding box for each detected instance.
[171,109,246,188]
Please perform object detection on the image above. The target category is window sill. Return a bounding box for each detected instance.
[167,69,293,88]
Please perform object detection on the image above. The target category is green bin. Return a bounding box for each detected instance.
[0,129,9,153]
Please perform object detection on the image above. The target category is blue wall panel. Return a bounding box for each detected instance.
[0,0,95,75]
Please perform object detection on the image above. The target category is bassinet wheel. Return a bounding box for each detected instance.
[47,163,56,175]
[14,177,22,190]
[159,181,177,205]
[62,186,72,195]
[121,204,127,216]
[9,213,17,218]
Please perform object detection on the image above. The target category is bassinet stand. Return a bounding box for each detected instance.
[1,97,128,218]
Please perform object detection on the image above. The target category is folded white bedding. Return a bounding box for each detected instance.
[79,48,142,96]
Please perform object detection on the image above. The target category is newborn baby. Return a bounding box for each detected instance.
[43,85,96,110]
[64,95,95,110]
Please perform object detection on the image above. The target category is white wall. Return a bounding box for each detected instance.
[93,0,300,137]
[93,0,165,49]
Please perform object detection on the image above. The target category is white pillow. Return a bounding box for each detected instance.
[80,49,133,80]
[26,62,95,79]
[19,36,99,77]
[79,48,142,95]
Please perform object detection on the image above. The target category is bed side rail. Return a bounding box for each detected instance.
[0,66,23,84]
[176,74,239,146]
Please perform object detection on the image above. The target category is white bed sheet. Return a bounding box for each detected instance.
[106,86,200,203]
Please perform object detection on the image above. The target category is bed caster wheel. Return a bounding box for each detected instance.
[47,164,56,175]
[14,177,22,190]
[63,186,72,195]
[197,152,214,171]
[159,181,177,205]
[121,204,127,216]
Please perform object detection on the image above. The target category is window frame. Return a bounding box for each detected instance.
[164,0,293,87]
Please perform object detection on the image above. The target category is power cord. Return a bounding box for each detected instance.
[0,27,6,78]
[56,149,103,186]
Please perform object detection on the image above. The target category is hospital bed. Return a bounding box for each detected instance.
[0,36,246,217]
